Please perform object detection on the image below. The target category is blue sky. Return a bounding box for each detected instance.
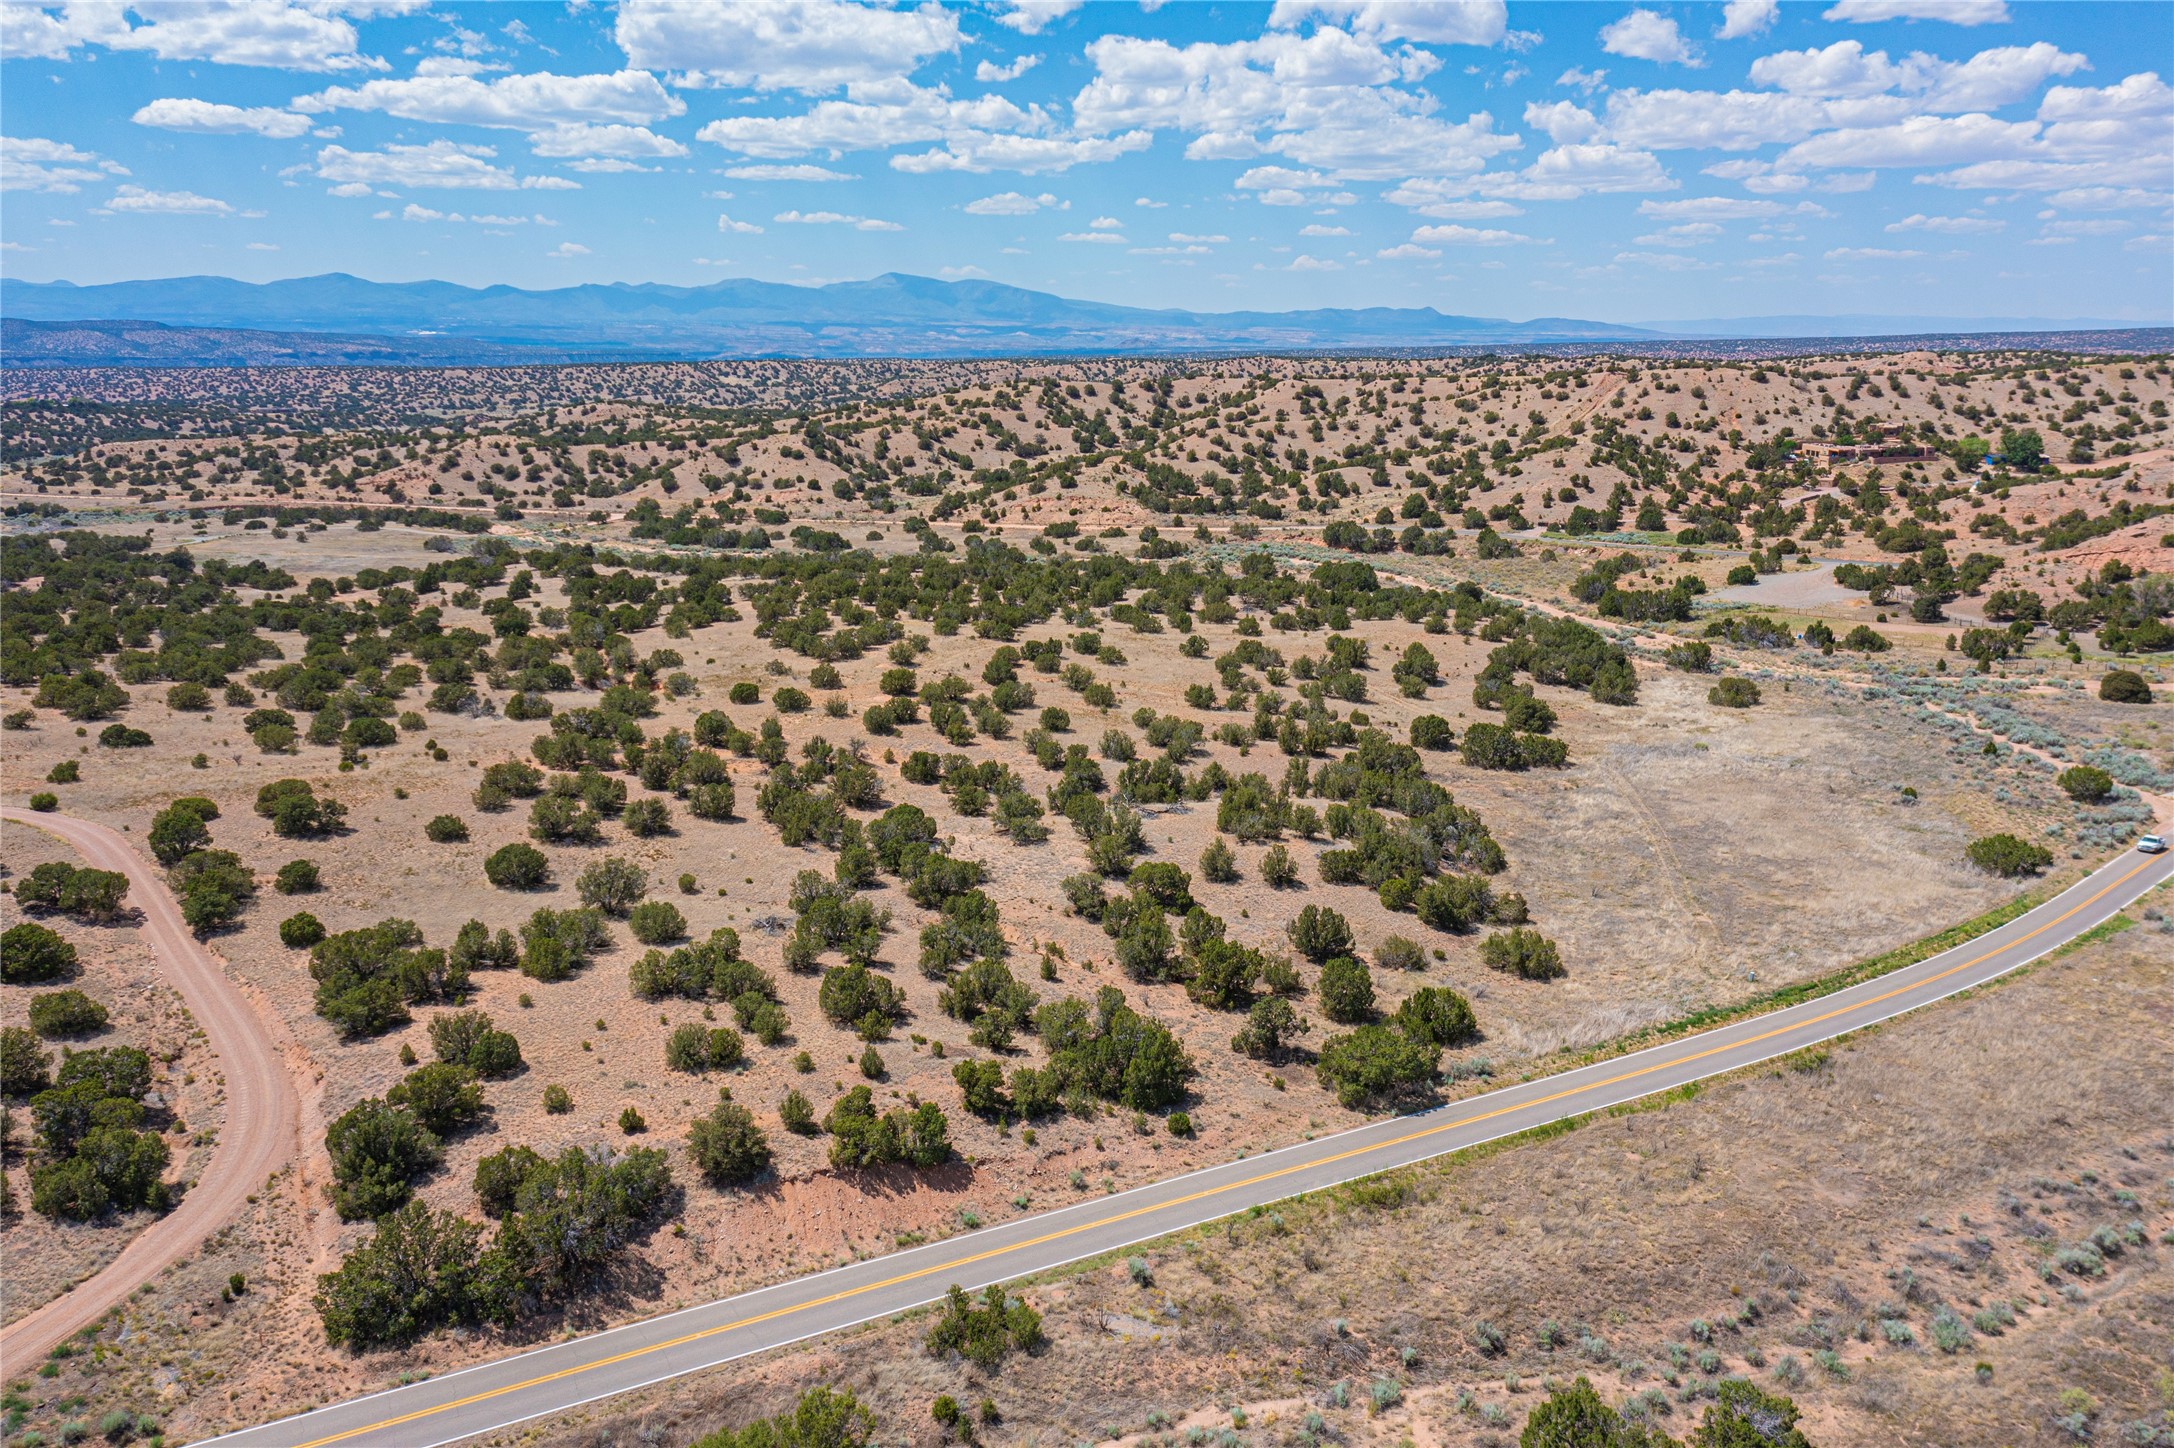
[3,0,2169,322]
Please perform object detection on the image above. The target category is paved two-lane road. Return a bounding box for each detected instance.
[204,845,2174,1448]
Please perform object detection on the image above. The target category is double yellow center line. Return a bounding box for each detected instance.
[279,855,2154,1448]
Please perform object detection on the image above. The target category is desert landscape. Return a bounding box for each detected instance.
[2,343,2170,1447]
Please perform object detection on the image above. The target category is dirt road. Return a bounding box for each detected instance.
[0,808,302,1367]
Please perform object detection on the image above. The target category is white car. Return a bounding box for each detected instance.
[2138,834,2166,854]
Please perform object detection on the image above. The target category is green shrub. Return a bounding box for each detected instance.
[1374,934,1424,972]
[542,1084,573,1114]
[424,815,470,843]
[924,1283,1044,1372]
[324,1097,442,1220]
[1287,904,1353,962]
[2101,669,2153,704]
[689,1389,876,1448]
[1709,676,1762,708]
[1664,640,1715,672]
[623,797,673,837]
[2057,765,2114,803]
[1409,714,1454,750]
[2,1025,53,1095]
[1316,1024,1438,1109]
[628,900,688,945]
[576,856,647,916]
[484,843,550,890]
[688,1101,771,1186]
[28,791,58,812]
[1199,837,1239,883]
[1317,955,1375,1024]
[2,922,77,984]
[1479,928,1566,981]
[27,989,108,1039]
[275,858,320,895]
[1260,844,1300,888]
[279,912,327,949]
[1393,986,1478,1047]
[1967,833,2053,877]
[12,862,128,921]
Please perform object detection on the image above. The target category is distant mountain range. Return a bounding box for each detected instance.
[0,271,2162,366]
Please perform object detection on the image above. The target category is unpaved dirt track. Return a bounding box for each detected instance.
[0,808,302,1369]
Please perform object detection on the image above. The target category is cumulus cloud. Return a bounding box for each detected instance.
[724,163,857,181]
[1886,211,2003,231]
[1821,0,2010,25]
[995,0,1084,36]
[976,55,1041,84]
[131,98,312,138]
[1748,40,2086,112]
[1633,220,1724,245]
[717,213,764,234]
[1823,245,1926,258]
[95,184,234,215]
[529,124,688,160]
[1524,99,1600,144]
[1599,10,1702,67]
[548,241,589,257]
[314,139,574,191]
[2,0,398,73]
[1286,253,1342,270]
[1718,0,1778,40]
[1411,222,1543,244]
[1058,228,1127,243]
[1,136,123,193]
[297,69,683,131]
[1376,241,1440,258]
[775,208,902,230]
[614,0,960,92]
[1266,0,1510,47]
[1300,223,1352,235]
[963,190,1062,214]
[1075,29,1520,182]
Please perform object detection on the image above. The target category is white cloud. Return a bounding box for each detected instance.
[1286,253,1342,270]
[1266,0,1510,47]
[1633,220,1723,245]
[1748,41,2086,112]
[1059,229,1128,243]
[995,0,1084,36]
[1612,250,1716,269]
[1524,99,1599,144]
[940,263,991,278]
[1599,10,1702,68]
[1821,0,2010,25]
[1135,196,1167,207]
[775,208,903,230]
[1299,223,1352,235]
[2040,217,2131,237]
[0,136,116,193]
[1558,65,1608,93]
[724,163,858,181]
[892,130,1153,174]
[1638,195,1826,219]
[131,98,311,138]
[94,184,234,216]
[245,241,279,250]
[1089,214,1122,229]
[3,0,396,73]
[1380,179,1525,217]
[1411,222,1542,244]
[1717,0,1778,40]
[297,69,683,130]
[717,213,764,234]
[529,124,688,160]
[1130,244,1209,256]
[1074,29,1520,182]
[963,190,1062,214]
[1886,211,2003,232]
[976,55,1041,84]
[1602,87,1914,151]
[2039,73,2174,124]
[315,139,572,191]
[1376,241,1440,258]
[549,241,590,257]
[1170,231,1228,242]
[1779,111,2038,169]
[2045,185,2172,211]
[394,204,540,225]
[614,0,960,92]
[1824,245,1925,258]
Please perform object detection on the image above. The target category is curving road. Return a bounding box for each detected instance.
[199,843,2174,1448]
[0,808,302,1366]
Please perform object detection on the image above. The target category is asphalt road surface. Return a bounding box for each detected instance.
[203,845,2174,1448]
[0,808,301,1367]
